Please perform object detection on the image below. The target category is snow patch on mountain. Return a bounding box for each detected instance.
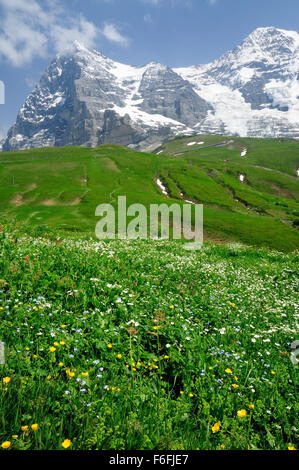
[112,103,189,131]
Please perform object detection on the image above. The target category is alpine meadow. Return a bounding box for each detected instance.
[0,0,298,454]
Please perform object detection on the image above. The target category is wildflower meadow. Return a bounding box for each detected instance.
[0,224,298,450]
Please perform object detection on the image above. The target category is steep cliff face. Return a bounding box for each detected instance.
[138,63,211,127]
[2,27,299,152]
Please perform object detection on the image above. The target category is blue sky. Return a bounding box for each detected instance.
[0,0,299,138]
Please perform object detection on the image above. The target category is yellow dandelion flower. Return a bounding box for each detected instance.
[237,409,247,418]
[288,446,296,450]
[60,340,66,345]
[82,372,89,376]
[1,441,11,449]
[189,393,194,397]
[232,384,239,389]
[12,435,18,439]
[62,439,72,449]
[3,377,11,384]
[58,362,64,367]
[107,344,112,349]
[117,354,122,359]
[249,404,255,409]
[21,426,28,431]
[225,368,232,374]
[49,346,56,352]
[212,422,221,433]
[31,424,38,431]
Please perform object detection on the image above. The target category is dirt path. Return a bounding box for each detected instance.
[173,140,234,156]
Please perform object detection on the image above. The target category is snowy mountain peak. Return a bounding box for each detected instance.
[70,40,90,52]
[249,26,299,43]
[2,27,299,152]
[56,41,110,68]
[242,26,299,56]
[145,62,168,71]
[248,26,283,37]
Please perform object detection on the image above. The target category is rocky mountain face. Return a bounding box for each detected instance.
[175,27,299,138]
[138,63,211,127]
[2,27,299,152]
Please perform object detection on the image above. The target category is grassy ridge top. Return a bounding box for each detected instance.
[0,136,298,251]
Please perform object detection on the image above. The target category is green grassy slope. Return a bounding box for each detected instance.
[0,136,298,251]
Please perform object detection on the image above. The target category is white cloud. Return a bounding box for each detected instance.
[144,13,153,24]
[0,0,51,66]
[25,75,40,90]
[0,125,9,140]
[142,0,161,4]
[101,22,130,47]
[142,0,192,5]
[51,15,98,53]
[0,0,128,67]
